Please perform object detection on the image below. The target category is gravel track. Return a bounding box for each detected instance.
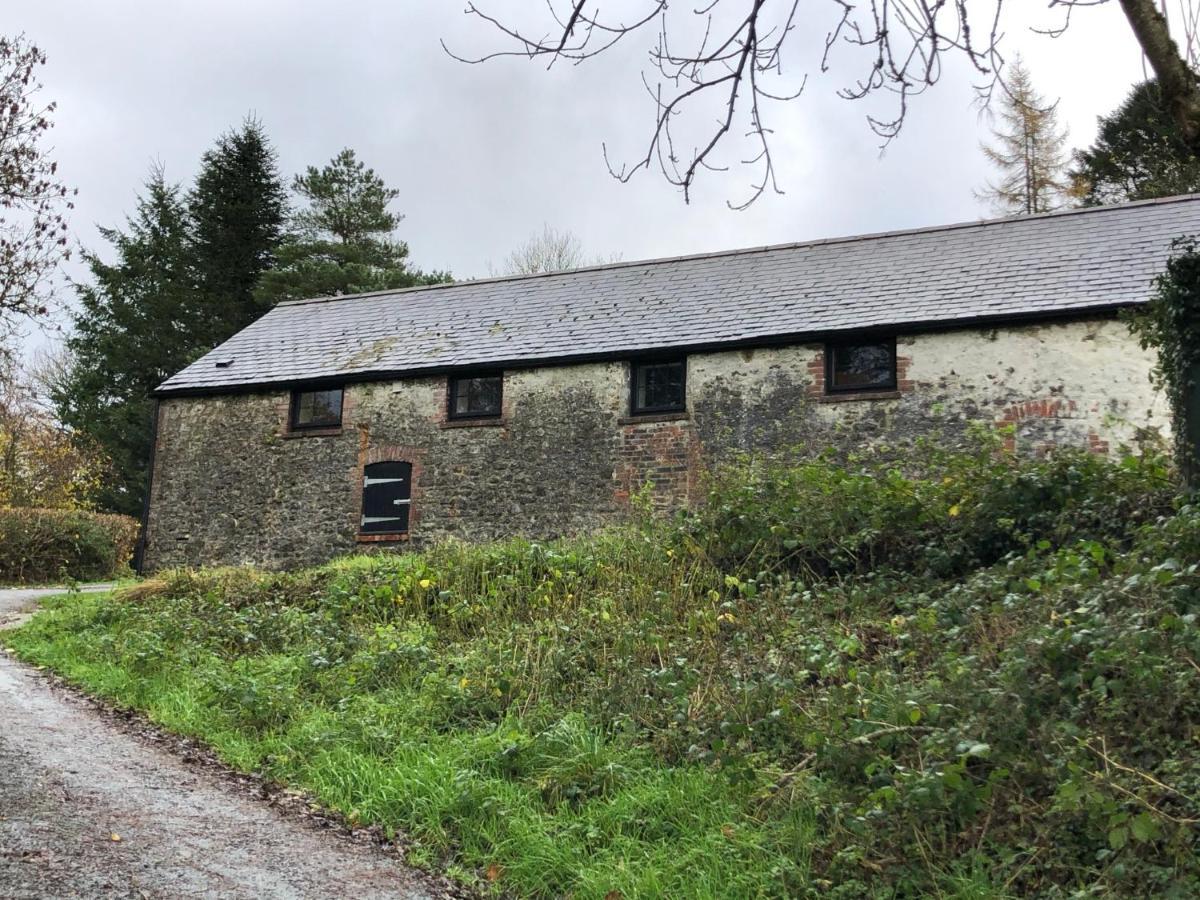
[0,588,452,899]
[0,585,113,630]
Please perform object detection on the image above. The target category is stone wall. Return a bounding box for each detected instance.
[143,316,1167,570]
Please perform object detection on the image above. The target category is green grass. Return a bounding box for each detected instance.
[12,593,807,898]
[5,440,1200,897]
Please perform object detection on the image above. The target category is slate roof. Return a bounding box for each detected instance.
[157,195,1200,395]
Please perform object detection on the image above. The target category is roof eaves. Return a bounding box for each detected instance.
[153,301,1134,398]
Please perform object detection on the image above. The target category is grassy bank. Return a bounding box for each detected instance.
[5,439,1200,897]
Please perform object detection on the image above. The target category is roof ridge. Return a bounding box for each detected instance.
[275,193,1200,309]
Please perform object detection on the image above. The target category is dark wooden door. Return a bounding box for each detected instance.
[361,461,412,534]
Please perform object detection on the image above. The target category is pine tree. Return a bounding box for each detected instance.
[256,148,447,305]
[1070,80,1200,207]
[54,171,196,515]
[978,58,1070,216]
[189,118,287,340]
[57,120,292,516]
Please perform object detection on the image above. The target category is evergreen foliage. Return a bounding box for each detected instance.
[57,121,287,516]
[1070,80,1200,207]
[1129,236,1200,481]
[256,148,447,304]
[58,131,441,516]
[188,119,287,342]
[977,58,1070,216]
[55,171,197,515]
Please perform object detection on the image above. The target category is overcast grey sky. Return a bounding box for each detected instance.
[10,1,1156,353]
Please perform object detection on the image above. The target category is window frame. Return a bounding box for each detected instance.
[288,386,344,431]
[824,338,898,395]
[629,357,688,416]
[446,372,504,421]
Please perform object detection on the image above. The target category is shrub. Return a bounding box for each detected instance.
[683,432,1174,578]
[0,507,140,583]
[1129,235,1200,478]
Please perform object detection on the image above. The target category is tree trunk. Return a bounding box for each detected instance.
[1118,0,1200,149]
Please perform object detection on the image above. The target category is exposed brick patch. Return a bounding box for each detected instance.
[896,356,914,393]
[805,352,826,399]
[997,398,1079,424]
[994,398,1087,454]
[614,421,700,510]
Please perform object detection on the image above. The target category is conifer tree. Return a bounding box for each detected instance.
[256,148,447,305]
[55,171,195,515]
[978,58,1070,216]
[58,120,288,515]
[189,118,287,340]
[1070,80,1200,207]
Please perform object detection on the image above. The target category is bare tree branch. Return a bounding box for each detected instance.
[490,223,619,275]
[1116,0,1200,144]
[0,34,74,339]
[448,1,1200,208]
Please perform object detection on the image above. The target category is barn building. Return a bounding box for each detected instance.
[140,197,1195,570]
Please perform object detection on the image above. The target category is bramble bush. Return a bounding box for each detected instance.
[684,428,1175,578]
[0,507,139,583]
[6,438,1199,898]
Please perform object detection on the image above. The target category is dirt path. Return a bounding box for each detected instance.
[0,593,451,899]
[0,585,114,629]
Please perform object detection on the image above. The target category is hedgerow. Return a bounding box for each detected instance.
[0,507,139,583]
[5,440,1199,897]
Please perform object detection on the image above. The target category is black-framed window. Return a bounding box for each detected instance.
[631,358,686,415]
[825,339,897,393]
[361,461,412,534]
[448,373,503,419]
[290,387,344,429]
